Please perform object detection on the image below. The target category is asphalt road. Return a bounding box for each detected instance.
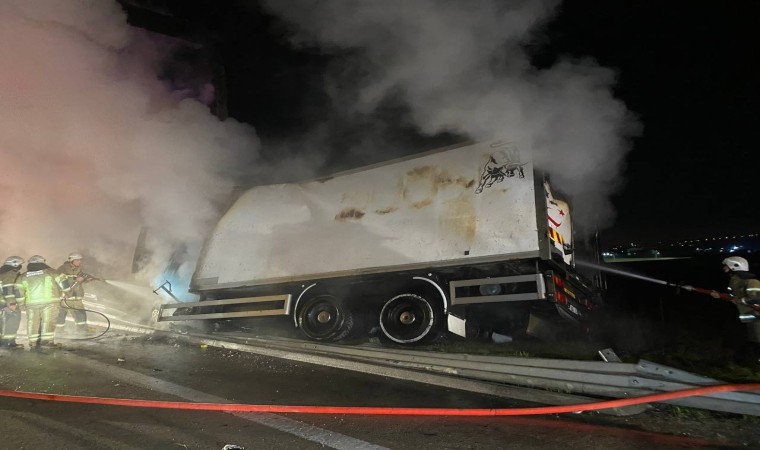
[0,331,754,449]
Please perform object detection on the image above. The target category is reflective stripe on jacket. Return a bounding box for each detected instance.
[729,272,760,301]
[20,268,69,306]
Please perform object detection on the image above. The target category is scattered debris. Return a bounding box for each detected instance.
[599,348,622,362]
[117,358,126,363]
[222,445,244,450]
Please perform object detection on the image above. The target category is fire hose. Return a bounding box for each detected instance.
[58,277,111,339]
[576,260,760,312]
[678,285,760,310]
[58,296,111,340]
[0,383,758,416]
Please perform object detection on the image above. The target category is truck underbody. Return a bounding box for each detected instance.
[159,256,600,344]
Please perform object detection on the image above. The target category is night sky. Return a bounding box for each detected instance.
[120,0,758,245]
[544,1,757,244]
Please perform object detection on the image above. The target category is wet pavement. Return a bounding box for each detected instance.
[0,331,755,449]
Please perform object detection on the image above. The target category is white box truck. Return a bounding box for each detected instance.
[158,139,600,344]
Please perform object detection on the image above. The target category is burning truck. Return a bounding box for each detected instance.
[157,139,602,344]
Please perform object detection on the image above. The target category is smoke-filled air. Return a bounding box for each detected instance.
[0,0,258,289]
[2,0,636,308]
[263,0,638,232]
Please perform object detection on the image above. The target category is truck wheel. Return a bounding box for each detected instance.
[379,293,438,344]
[297,295,353,341]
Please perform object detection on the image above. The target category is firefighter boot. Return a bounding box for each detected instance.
[39,340,63,349]
[1,340,24,350]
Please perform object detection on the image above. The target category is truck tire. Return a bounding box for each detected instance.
[379,293,438,344]
[297,294,353,341]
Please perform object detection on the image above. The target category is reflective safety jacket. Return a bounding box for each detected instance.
[0,266,23,307]
[19,265,70,307]
[729,272,760,302]
[57,261,85,299]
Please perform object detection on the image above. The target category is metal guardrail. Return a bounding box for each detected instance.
[208,333,760,416]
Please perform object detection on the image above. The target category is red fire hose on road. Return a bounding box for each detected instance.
[1,383,758,416]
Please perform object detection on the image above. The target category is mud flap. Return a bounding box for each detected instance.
[526,313,559,341]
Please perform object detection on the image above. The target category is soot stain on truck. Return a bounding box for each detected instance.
[375,206,398,215]
[435,173,475,189]
[335,207,366,221]
[402,166,438,206]
[412,198,434,209]
[402,166,476,209]
[441,195,477,243]
[406,166,436,178]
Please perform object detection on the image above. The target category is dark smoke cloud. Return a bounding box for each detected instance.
[263,0,638,231]
[0,0,258,281]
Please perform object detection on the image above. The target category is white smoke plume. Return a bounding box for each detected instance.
[0,0,257,284]
[263,0,638,231]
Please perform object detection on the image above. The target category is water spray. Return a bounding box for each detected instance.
[577,260,675,287]
[575,260,760,314]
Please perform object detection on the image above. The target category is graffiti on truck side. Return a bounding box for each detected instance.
[474,143,526,194]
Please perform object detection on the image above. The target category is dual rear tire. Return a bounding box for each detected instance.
[296,290,441,344]
[297,295,354,342]
[378,293,439,344]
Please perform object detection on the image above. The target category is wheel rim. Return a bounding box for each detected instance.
[298,295,345,341]
[379,293,435,344]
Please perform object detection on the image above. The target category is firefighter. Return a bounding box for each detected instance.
[712,256,760,347]
[711,257,760,305]
[19,255,70,349]
[0,256,25,349]
[56,252,96,335]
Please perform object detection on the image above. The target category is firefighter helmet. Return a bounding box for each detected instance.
[3,256,24,268]
[67,252,83,262]
[723,256,749,272]
[28,255,46,264]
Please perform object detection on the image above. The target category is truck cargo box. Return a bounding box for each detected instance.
[163,139,595,344]
[192,140,555,290]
